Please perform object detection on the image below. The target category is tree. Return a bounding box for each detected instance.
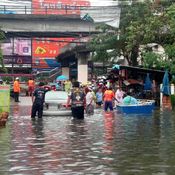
[88,0,157,66]
[88,0,174,68]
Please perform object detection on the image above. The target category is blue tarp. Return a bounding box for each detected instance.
[161,70,171,96]
[144,73,152,91]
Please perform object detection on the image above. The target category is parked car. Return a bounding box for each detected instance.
[43,91,71,116]
[49,82,62,91]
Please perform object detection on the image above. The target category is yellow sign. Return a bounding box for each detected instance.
[35,47,47,54]
[0,85,10,113]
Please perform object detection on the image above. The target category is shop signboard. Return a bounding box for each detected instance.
[3,56,32,65]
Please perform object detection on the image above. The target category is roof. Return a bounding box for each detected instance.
[119,65,165,74]
[111,65,170,84]
[123,79,143,86]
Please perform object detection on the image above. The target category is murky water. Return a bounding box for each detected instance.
[1,104,175,175]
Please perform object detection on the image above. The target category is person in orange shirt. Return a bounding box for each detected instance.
[103,86,115,112]
[28,78,35,96]
[13,77,20,102]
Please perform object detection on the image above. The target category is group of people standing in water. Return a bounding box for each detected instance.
[66,81,138,120]
[10,76,138,120]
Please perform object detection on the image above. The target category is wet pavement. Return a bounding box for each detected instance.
[1,97,175,174]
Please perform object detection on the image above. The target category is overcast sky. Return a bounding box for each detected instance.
[90,0,118,6]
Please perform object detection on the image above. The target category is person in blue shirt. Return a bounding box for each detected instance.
[96,88,103,107]
[31,82,46,118]
[123,92,138,105]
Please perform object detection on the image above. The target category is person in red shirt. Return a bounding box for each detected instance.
[103,87,115,112]
[28,78,35,96]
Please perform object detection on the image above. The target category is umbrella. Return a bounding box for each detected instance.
[161,70,171,96]
[56,75,68,81]
[144,73,152,91]
[112,64,120,70]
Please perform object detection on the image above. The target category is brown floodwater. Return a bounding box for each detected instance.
[0,104,175,175]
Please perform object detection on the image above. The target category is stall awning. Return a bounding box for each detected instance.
[123,79,143,86]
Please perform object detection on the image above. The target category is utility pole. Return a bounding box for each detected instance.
[12,37,14,76]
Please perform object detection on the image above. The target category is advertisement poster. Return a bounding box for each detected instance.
[32,0,90,15]
[1,38,31,56]
[32,37,74,70]
[1,38,32,68]
[32,38,75,58]
[0,86,10,113]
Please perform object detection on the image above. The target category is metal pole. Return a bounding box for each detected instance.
[25,6,27,14]
[12,37,14,76]
[3,5,6,14]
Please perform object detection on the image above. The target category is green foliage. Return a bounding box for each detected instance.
[170,94,175,109]
[164,44,175,75]
[89,0,158,66]
[142,52,161,68]
[88,0,175,74]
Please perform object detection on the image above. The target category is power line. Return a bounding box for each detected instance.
[2,34,90,44]
[5,31,87,38]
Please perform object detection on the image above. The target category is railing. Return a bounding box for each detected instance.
[35,67,61,80]
[0,5,119,15]
[0,5,88,15]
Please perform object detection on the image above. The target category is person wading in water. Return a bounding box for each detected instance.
[66,81,86,119]
[31,82,46,119]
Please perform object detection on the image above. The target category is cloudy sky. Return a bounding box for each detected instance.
[90,0,118,6]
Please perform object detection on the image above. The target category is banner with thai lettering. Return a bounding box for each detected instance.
[32,0,90,15]
[0,85,10,113]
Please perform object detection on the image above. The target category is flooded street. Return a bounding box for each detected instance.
[1,100,175,174]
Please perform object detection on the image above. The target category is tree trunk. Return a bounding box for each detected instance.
[130,45,139,66]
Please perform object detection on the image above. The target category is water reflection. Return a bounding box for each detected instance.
[1,106,175,174]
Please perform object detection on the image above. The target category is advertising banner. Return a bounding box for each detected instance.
[32,0,90,15]
[32,38,75,58]
[0,85,10,113]
[1,38,31,56]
